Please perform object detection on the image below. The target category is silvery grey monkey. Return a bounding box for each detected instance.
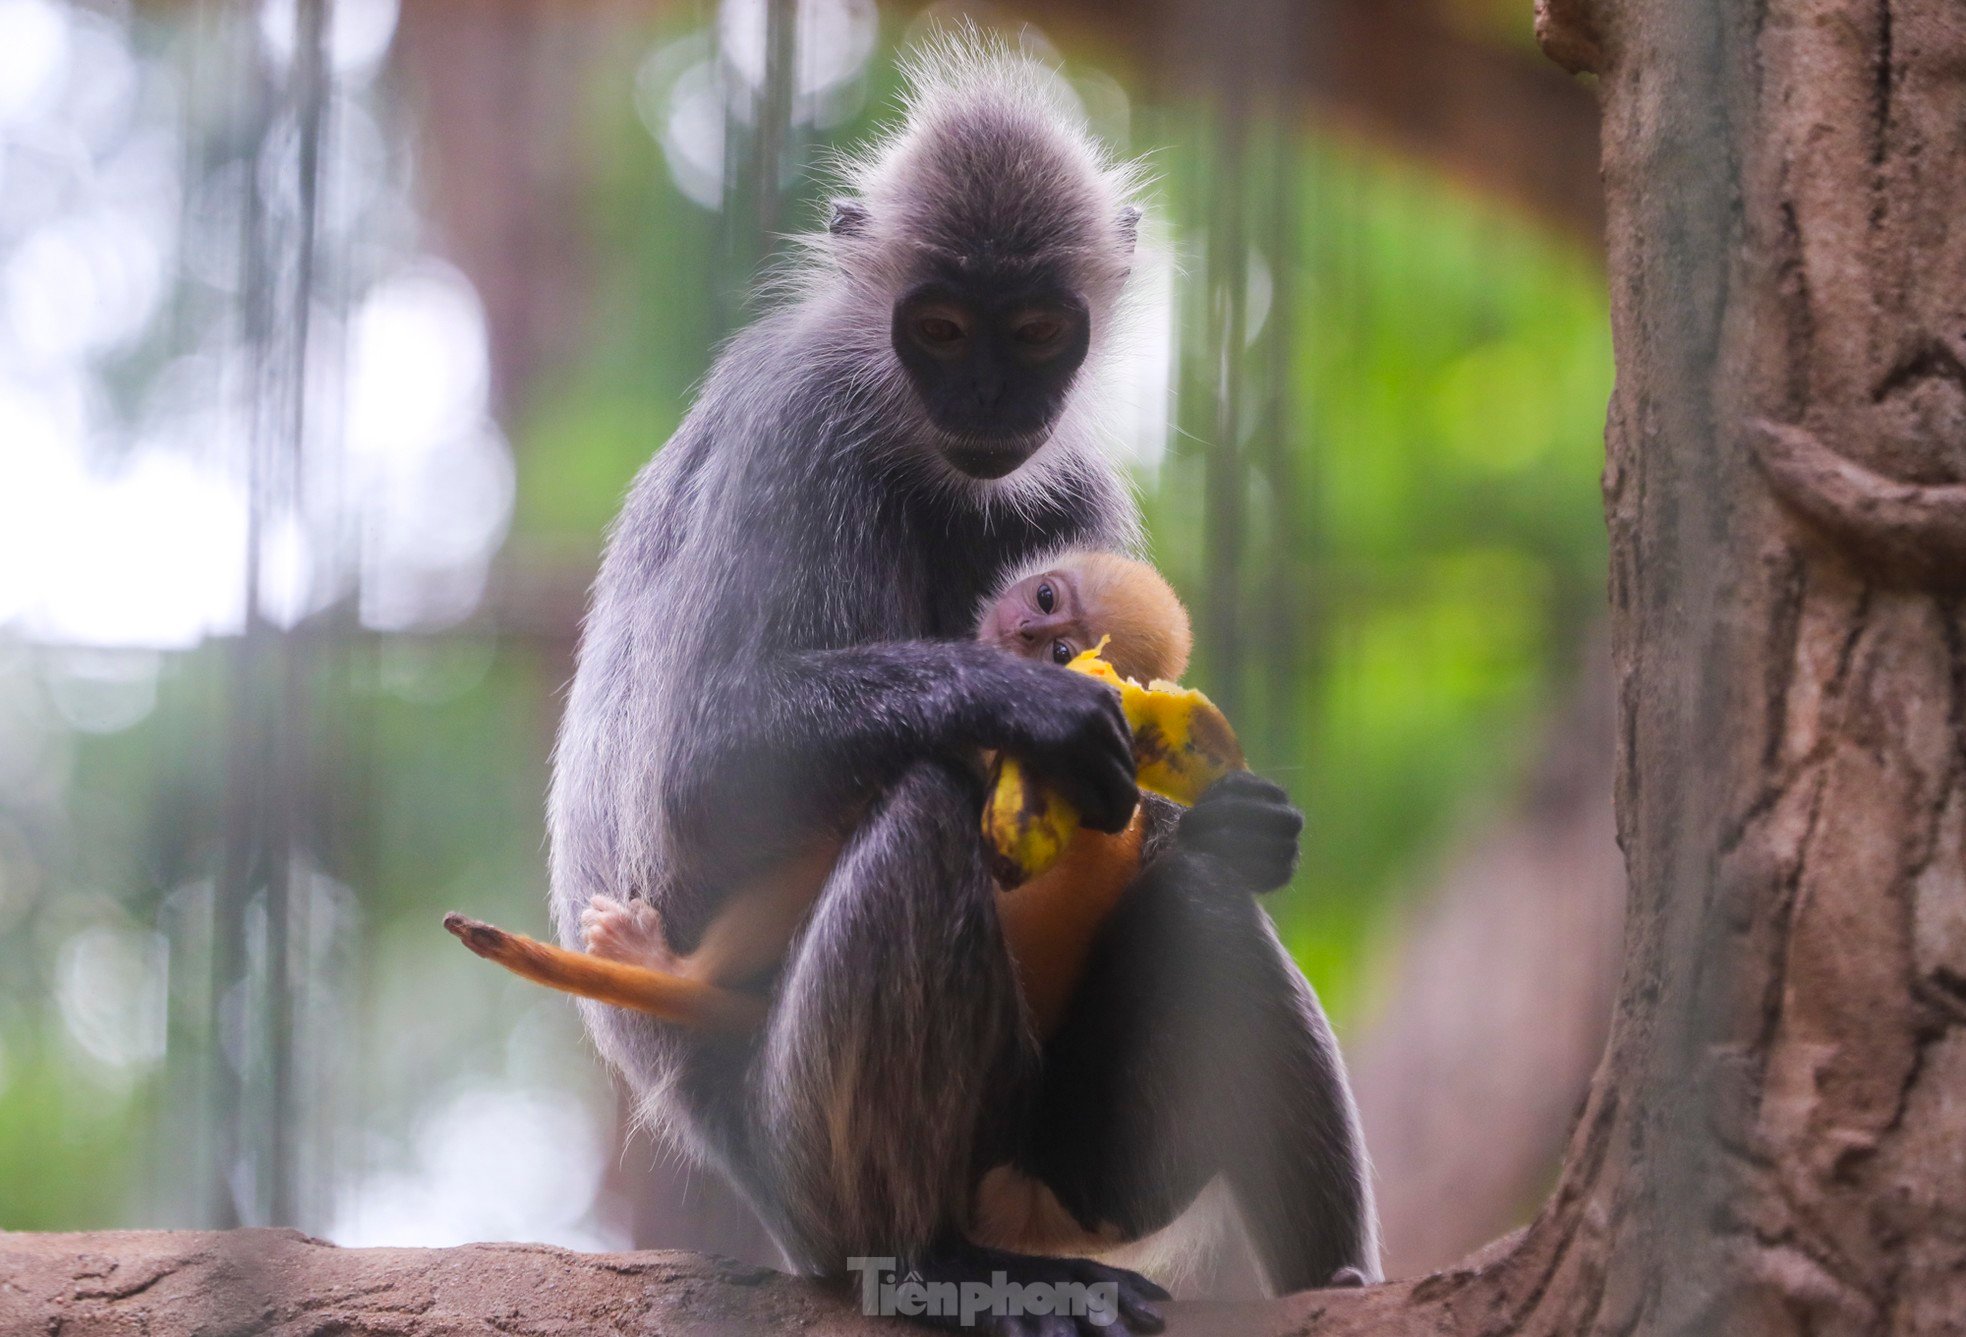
[547,39,1378,1335]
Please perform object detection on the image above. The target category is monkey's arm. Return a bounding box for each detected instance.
[688,642,1140,866]
[1165,770,1303,893]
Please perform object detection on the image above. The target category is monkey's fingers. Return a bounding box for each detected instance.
[442,912,767,1033]
[984,650,1245,884]
[1061,650,1244,801]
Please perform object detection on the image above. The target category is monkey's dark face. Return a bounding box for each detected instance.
[891,270,1091,478]
[979,569,1091,666]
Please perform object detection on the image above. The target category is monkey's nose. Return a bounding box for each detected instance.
[1015,619,1042,645]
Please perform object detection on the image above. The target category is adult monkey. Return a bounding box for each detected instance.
[548,40,1377,1333]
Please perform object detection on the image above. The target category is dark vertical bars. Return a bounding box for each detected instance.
[715,0,801,333]
[1200,95,1252,725]
[211,0,333,1230]
[1257,115,1303,755]
[1162,0,1307,751]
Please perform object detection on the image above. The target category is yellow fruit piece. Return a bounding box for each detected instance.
[984,753,1078,887]
[982,643,1244,885]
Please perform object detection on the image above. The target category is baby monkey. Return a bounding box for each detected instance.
[451,551,1210,1039]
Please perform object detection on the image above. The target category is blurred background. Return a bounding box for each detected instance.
[0,0,1617,1283]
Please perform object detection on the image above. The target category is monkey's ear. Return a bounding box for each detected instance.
[828,199,870,237]
[1118,205,1142,254]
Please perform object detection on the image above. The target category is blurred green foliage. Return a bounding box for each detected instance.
[0,1038,143,1230]
[1149,140,1610,1011]
[0,11,1608,1233]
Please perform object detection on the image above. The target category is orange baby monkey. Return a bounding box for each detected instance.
[446,551,1197,1038]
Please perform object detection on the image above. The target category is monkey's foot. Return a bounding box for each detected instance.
[1175,770,1303,894]
[580,895,680,971]
[901,1242,1168,1336]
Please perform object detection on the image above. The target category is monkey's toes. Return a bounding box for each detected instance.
[442,912,511,960]
[909,1244,1167,1337]
[1063,1257,1167,1336]
[579,896,677,969]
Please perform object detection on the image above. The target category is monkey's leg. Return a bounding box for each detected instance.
[443,913,768,1032]
[744,759,1167,1336]
[585,829,844,992]
[1021,851,1380,1294]
[1211,913,1381,1292]
[742,758,1029,1267]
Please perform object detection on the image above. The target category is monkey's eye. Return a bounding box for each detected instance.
[1036,582,1056,613]
[1050,639,1074,665]
[915,315,966,347]
[1014,317,1065,347]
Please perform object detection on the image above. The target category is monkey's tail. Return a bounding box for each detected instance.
[442,912,768,1033]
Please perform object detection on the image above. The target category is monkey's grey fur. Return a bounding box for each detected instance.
[547,38,1378,1330]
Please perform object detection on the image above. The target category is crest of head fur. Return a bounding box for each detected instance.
[817,32,1146,307]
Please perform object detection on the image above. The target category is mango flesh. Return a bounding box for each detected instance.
[984,646,1244,885]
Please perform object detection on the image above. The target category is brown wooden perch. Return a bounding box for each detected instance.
[0,1228,1404,1336]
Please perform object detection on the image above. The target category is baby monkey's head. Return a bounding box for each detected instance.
[980,551,1193,685]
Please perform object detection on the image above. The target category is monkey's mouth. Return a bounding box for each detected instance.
[940,433,1045,480]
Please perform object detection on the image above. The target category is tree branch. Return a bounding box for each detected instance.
[1534,0,1607,76]
[0,1229,1461,1335]
[0,1230,844,1336]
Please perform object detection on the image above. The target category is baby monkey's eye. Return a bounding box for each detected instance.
[1014,317,1064,346]
[1036,582,1056,613]
[1050,639,1074,665]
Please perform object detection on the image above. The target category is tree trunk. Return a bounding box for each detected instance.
[1335,0,1966,1326]
[8,2,1962,1332]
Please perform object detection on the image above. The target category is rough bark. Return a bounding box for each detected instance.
[1339,0,1964,1328]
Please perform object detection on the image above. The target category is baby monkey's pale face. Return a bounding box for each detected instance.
[980,570,1090,667]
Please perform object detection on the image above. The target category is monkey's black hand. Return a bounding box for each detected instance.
[1174,771,1303,892]
[989,669,1138,833]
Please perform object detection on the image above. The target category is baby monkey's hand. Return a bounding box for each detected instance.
[1174,771,1303,893]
